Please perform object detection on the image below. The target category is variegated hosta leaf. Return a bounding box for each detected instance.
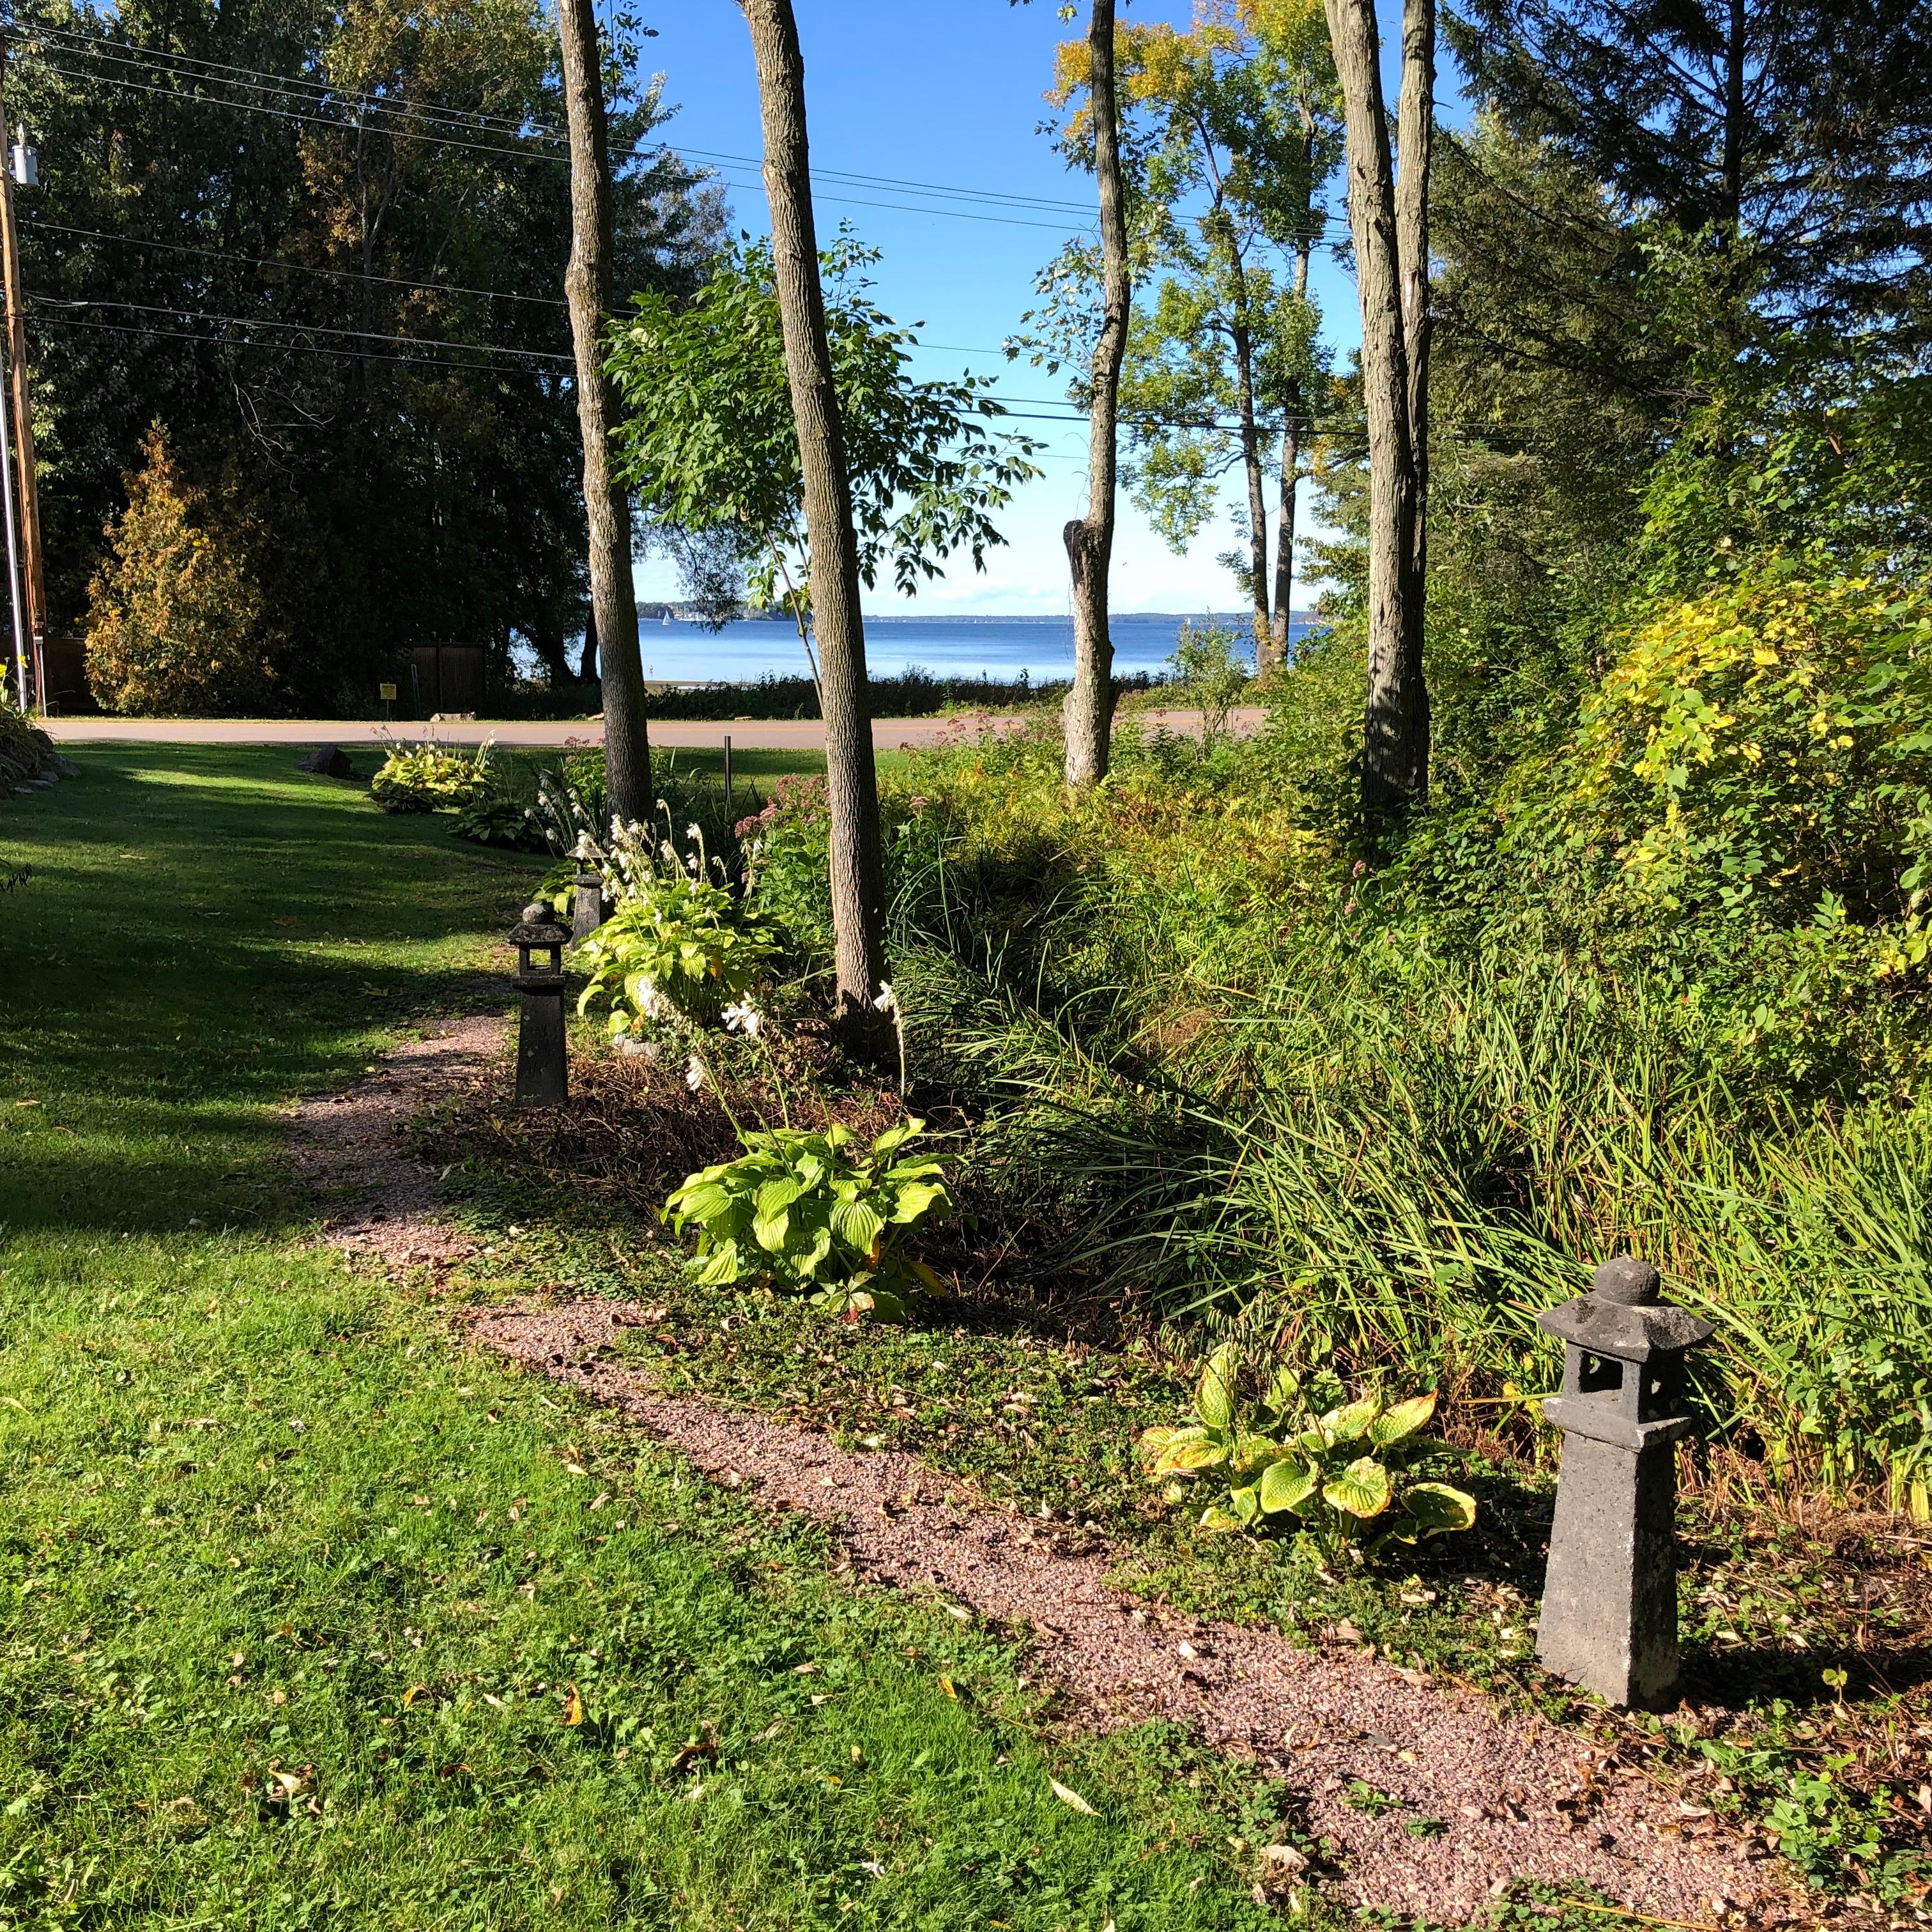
[1196,1342,1238,1432]
[1322,1455,1393,1519]
[1154,1434,1229,1475]
[1257,1457,1319,1517]
[754,1176,807,1218]
[1400,1481,1477,1536]
[1229,1433,1284,1481]
[1199,1505,1243,1533]
[751,1209,791,1254]
[1229,1484,1262,1526]
[1137,1424,1189,1462]
[1368,1390,1438,1448]
[1319,1397,1382,1443]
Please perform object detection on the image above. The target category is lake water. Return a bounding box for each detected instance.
[634,611,1322,684]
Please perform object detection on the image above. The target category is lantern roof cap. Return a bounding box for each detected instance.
[510,917,569,947]
[1537,1257,1713,1361]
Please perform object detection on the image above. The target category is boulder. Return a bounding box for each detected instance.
[296,744,354,779]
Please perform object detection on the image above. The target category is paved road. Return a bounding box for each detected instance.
[41,709,1264,751]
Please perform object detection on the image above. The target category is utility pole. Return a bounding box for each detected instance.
[0,40,45,714]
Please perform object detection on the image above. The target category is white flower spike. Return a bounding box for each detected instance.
[686,1055,706,1092]
[874,982,898,1017]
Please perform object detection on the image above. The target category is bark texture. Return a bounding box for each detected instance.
[558,0,650,822]
[1267,240,1316,677]
[1064,0,1131,791]
[1324,0,1430,822]
[1395,0,1435,801]
[740,0,888,1036]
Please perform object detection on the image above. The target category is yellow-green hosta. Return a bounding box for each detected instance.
[1138,1343,1476,1560]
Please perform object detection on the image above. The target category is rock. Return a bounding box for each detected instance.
[47,754,80,779]
[295,744,354,779]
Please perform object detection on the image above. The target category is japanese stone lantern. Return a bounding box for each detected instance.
[571,870,606,942]
[1535,1257,1712,1710]
[509,901,571,1107]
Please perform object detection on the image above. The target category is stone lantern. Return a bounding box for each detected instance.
[571,870,606,942]
[1536,1257,1712,1710]
[509,902,570,1107]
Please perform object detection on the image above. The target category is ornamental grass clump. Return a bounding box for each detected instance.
[664,1117,951,1321]
[1140,1344,1476,1562]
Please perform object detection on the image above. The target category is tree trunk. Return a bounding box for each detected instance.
[1324,0,1426,825]
[559,0,651,822]
[1269,402,1300,675]
[1395,0,1434,802]
[1267,229,1317,676]
[1230,315,1272,658]
[578,604,598,682]
[740,0,889,1039]
[1064,0,1130,791]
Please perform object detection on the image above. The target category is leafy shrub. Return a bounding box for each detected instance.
[575,870,779,1031]
[664,1118,951,1321]
[1166,619,1253,747]
[1555,558,1932,933]
[742,774,834,960]
[454,793,543,848]
[1138,1345,1476,1561]
[371,740,496,815]
[85,425,277,717]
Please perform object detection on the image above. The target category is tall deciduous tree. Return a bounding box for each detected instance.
[736,0,888,1041]
[558,0,650,820]
[1064,0,1133,790]
[1324,0,1433,819]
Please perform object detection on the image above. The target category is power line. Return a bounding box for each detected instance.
[27,293,572,364]
[22,24,563,142]
[22,216,571,307]
[30,310,558,374]
[26,27,1098,215]
[676,146,1093,216]
[20,36,1095,232]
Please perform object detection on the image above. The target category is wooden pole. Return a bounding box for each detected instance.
[0,42,45,713]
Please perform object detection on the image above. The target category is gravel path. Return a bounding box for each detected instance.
[292,1020,1798,1927]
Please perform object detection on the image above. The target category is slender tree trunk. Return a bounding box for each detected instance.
[578,604,598,682]
[1064,0,1130,791]
[740,0,888,1038]
[559,0,651,822]
[1269,404,1300,675]
[1324,0,1426,825]
[1267,233,1316,675]
[1395,0,1434,801]
[1230,317,1272,657]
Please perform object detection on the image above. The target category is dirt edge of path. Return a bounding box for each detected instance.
[290,1018,1799,1928]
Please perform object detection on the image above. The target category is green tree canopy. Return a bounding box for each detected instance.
[606,234,1041,623]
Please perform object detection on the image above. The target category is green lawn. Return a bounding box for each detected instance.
[0,747,1287,1931]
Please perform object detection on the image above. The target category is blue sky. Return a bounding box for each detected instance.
[632,1,1369,617]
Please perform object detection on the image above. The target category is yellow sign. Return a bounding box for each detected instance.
[378,682,397,701]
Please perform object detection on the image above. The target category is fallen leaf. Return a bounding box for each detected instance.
[1261,1843,1307,1874]
[562,1683,585,1726]
[400,1682,429,1708]
[1049,1777,1097,1816]
[937,1674,957,1699]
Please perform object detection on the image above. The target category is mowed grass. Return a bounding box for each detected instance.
[0,748,1285,1931]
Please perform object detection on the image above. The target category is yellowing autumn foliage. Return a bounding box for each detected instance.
[85,426,275,717]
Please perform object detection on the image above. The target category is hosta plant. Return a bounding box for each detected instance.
[370,739,496,814]
[1138,1346,1476,1561]
[663,1118,951,1321]
[575,871,778,1030]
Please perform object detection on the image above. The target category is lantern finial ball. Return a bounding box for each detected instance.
[521,901,547,924]
[1591,1256,1660,1306]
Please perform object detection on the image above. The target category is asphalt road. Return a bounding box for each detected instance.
[41,709,1264,751]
